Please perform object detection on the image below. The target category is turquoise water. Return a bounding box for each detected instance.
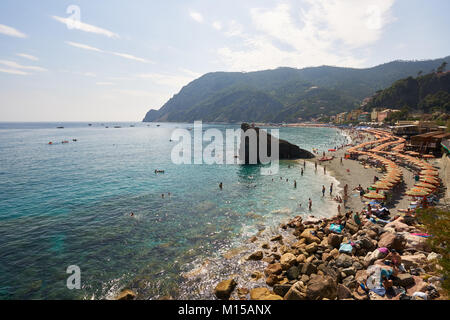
[0,122,348,299]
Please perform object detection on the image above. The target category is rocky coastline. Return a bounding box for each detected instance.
[212,128,447,301]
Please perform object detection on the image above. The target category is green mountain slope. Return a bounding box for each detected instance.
[143,56,450,123]
[364,71,450,113]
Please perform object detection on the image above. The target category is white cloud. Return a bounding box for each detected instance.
[96,82,114,85]
[16,53,39,61]
[189,11,204,23]
[66,41,151,63]
[0,24,27,38]
[212,21,222,30]
[217,0,396,71]
[52,16,119,39]
[110,52,152,64]
[0,68,29,75]
[0,60,46,72]
[66,41,104,52]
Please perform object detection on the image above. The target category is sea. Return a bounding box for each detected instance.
[0,122,350,299]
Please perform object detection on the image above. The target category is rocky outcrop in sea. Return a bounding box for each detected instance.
[239,123,315,164]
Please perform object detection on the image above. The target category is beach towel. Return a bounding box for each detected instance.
[339,243,353,254]
[329,224,343,233]
[378,247,389,254]
[411,233,432,238]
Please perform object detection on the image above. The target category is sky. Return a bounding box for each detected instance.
[0,0,449,122]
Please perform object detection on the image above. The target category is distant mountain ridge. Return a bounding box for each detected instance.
[143,56,450,123]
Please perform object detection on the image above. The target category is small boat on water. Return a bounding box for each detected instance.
[156,125,160,127]
[48,142,53,145]
[319,156,334,162]
[72,139,77,142]
[114,126,121,128]
[57,126,64,129]
[62,140,69,144]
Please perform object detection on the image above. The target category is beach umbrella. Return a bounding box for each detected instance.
[420,177,440,185]
[363,192,386,200]
[420,170,438,176]
[406,188,430,197]
[371,183,391,190]
[414,182,436,190]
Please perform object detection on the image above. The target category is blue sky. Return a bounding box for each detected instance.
[0,0,449,121]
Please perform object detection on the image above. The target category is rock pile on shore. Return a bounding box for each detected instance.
[214,213,445,300]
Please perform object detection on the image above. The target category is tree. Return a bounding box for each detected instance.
[437,61,448,73]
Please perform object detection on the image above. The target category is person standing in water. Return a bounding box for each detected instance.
[308,198,312,211]
[324,165,327,175]
[219,182,223,190]
[330,183,333,196]
[294,180,297,188]
[315,162,317,171]
[322,185,326,197]
[303,160,306,169]
[301,168,304,176]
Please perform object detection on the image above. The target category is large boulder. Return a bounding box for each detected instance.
[385,220,410,232]
[264,263,282,276]
[273,284,292,297]
[335,254,353,268]
[250,288,283,300]
[301,262,318,276]
[358,237,376,251]
[327,234,343,248]
[378,232,406,251]
[401,253,427,270]
[392,273,415,288]
[306,275,337,300]
[284,281,307,300]
[286,266,300,280]
[266,274,282,286]
[305,242,319,254]
[300,229,321,244]
[214,279,237,300]
[247,251,264,261]
[364,248,388,266]
[337,284,353,300]
[280,253,297,270]
[345,220,359,234]
[403,233,431,251]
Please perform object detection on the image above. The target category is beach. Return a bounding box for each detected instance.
[207,126,448,301]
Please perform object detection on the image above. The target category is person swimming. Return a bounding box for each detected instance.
[130,212,135,217]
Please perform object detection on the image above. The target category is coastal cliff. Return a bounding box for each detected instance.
[239,123,315,164]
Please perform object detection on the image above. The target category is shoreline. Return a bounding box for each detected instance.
[208,127,448,301]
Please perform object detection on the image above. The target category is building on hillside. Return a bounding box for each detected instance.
[377,109,401,122]
[346,109,362,122]
[371,109,379,122]
[335,112,347,124]
[358,112,370,122]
